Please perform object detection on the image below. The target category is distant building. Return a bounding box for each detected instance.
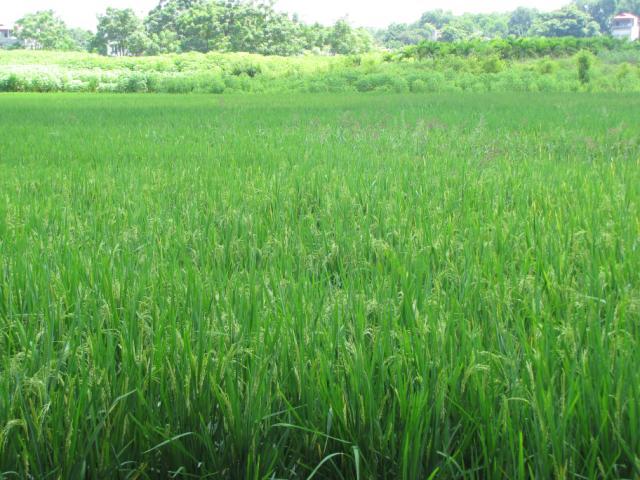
[0,24,18,48]
[611,13,640,41]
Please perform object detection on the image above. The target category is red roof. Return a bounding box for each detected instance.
[614,13,639,19]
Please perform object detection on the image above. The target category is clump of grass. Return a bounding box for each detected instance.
[577,50,593,85]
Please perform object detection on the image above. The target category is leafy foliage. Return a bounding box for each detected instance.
[93,8,149,56]
[401,36,640,61]
[577,49,594,82]
[98,0,374,56]
[10,0,640,57]
[14,10,84,51]
[2,46,640,94]
[530,5,602,37]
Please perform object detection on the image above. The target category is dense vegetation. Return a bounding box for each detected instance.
[9,2,374,57]
[1,93,639,479]
[1,43,640,94]
[5,0,640,57]
[397,36,640,60]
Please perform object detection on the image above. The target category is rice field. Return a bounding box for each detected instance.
[0,93,639,479]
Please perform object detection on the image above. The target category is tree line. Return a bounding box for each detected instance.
[378,0,640,47]
[8,0,640,56]
[395,36,640,62]
[10,1,374,56]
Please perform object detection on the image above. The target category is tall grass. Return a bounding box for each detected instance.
[0,93,639,479]
[2,50,640,94]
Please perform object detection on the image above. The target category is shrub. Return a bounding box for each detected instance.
[87,77,99,92]
[345,55,362,67]
[96,82,119,93]
[231,61,262,78]
[616,63,632,81]
[305,81,326,93]
[322,74,351,92]
[29,76,61,93]
[410,79,427,93]
[64,80,87,93]
[193,73,226,94]
[577,51,593,85]
[116,73,149,93]
[2,48,640,95]
[355,73,394,92]
[0,74,26,92]
[482,55,505,74]
[390,77,409,93]
[538,59,558,75]
[355,77,375,92]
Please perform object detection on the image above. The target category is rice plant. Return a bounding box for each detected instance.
[0,93,639,479]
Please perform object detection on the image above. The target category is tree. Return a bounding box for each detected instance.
[530,5,601,37]
[259,12,304,56]
[174,1,226,52]
[95,8,149,56]
[327,19,373,55]
[439,16,479,42]
[380,23,437,49]
[146,30,181,54]
[618,0,640,15]
[508,7,539,36]
[145,0,204,35]
[328,19,353,54]
[144,0,312,56]
[15,10,76,50]
[300,22,329,52]
[439,23,472,42]
[353,28,375,53]
[68,28,94,51]
[419,10,454,29]
[473,13,510,39]
[574,0,618,31]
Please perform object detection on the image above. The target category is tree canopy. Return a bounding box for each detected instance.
[92,0,373,56]
[530,5,602,37]
[8,0,640,57]
[14,10,88,51]
[94,8,148,56]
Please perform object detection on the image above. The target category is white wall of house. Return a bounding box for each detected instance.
[0,25,18,47]
[611,14,640,41]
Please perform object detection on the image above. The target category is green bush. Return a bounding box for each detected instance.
[2,47,640,95]
[482,55,505,74]
[96,82,119,93]
[355,73,395,92]
[577,51,593,85]
[2,74,28,92]
[390,77,409,93]
[323,74,352,92]
[410,79,427,93]
[193,73,226,94]
[231,60,262,78]
[407,37,640,61]
[87,77,99,92]
[117,73,149,93]
[538,59,559,75]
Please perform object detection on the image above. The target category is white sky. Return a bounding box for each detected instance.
[2,0,569,31]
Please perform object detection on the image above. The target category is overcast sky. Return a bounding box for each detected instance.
[3,0,569,30]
